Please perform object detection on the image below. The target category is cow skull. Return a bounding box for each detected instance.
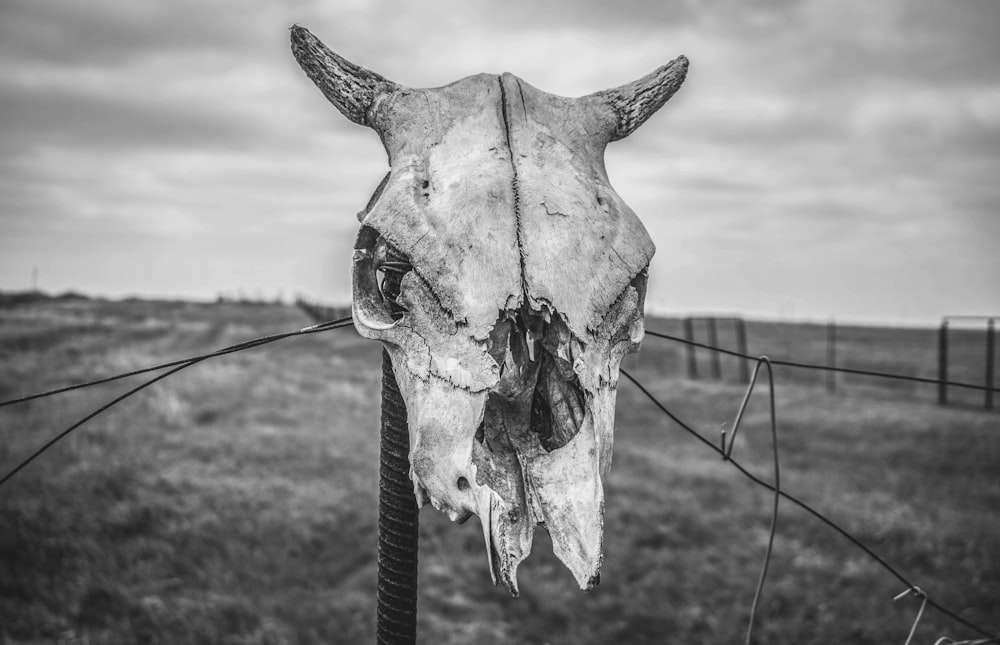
[291,26,687,595]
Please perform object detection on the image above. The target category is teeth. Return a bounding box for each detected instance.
[519,421,605,590]
[476,488,532,596]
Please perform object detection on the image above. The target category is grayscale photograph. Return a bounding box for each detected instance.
[1,2,997,643]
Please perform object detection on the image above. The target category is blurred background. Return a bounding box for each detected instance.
[1,2,999,644]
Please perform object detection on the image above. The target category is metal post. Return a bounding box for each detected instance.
[735,318,750,383]
[377,350,419,644]
[826,320,836,394]
[986,318,995,411]
[683,317,698,380]
[707,317,722,380]
[938,320,949,406]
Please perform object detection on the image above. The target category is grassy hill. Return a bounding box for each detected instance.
[1,298,997,644]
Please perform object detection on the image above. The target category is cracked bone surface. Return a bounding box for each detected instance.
[291,25,687,595]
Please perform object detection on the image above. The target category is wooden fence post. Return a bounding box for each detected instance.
[938,320,949,406]
[986,318,995,411]
[735,318,750,383]
[706,317,721,380]
[683,317,698,379]
[826,320,836,393]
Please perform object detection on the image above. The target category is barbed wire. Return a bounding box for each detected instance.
[642,319,999,643]
[711,356,781,645]
[0,317,353,409]
[0,317,353,488]
[644,328,1000,394]
[620,359,999,642]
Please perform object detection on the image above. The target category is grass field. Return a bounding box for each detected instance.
[1,296,997,644]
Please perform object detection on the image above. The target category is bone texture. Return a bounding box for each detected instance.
[588,55,689,141]
[292,26,686,594]
[290,24,398,127]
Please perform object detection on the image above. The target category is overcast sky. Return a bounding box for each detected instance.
[1,1,998,325]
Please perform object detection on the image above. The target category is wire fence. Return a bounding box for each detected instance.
[0,316,354,487]
[0,306,997,643]
[626,328,999,644]
[640,315,999,409]
[938,316,998,409]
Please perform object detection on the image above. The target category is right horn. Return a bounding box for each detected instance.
[587,55,689,141]
[290,24,400,129]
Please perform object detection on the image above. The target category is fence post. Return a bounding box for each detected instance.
[377,351,419,644]
[986,318,996,411]
[735,318,750,383]
[826,320,836,393]
[938,320,949,406]
[706,317,722,380]
[683,317,698,380]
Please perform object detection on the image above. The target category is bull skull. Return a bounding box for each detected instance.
[291,26,687,595]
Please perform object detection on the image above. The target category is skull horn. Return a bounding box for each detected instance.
[588,55,689,141]
[290,25,399,128]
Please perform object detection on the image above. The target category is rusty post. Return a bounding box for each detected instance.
[707,317,721,380]
[986,318,995,411]
[938,320,949,406]
[377,350,419,644]
[683,317,698,379]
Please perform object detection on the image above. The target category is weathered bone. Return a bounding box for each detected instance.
[290,24,399,127]
[293,26,686,595]
[586,56,689,141]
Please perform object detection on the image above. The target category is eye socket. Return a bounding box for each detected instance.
[354,225,413,326]
[373,236,412,320]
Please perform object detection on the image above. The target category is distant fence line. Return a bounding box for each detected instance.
[680,313,997,411]
[680,315,839,392]
[939,316,997,410]
[681,316,750,383]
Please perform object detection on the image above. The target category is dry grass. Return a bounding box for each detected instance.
[0,297,997,644]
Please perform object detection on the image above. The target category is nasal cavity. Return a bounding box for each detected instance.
[485,309,587,452]
[529,349,587,451]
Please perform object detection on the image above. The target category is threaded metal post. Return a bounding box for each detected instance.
[377,349,419,644]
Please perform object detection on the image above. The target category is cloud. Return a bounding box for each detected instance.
[0,1,264,66]
[0,0,997,323]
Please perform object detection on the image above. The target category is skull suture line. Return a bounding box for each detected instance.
[292,26,687,595]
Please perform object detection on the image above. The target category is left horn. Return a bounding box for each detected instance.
[587,55,689,141]
[290,25,400,129]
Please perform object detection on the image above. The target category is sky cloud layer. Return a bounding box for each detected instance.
[1,0,998,324]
